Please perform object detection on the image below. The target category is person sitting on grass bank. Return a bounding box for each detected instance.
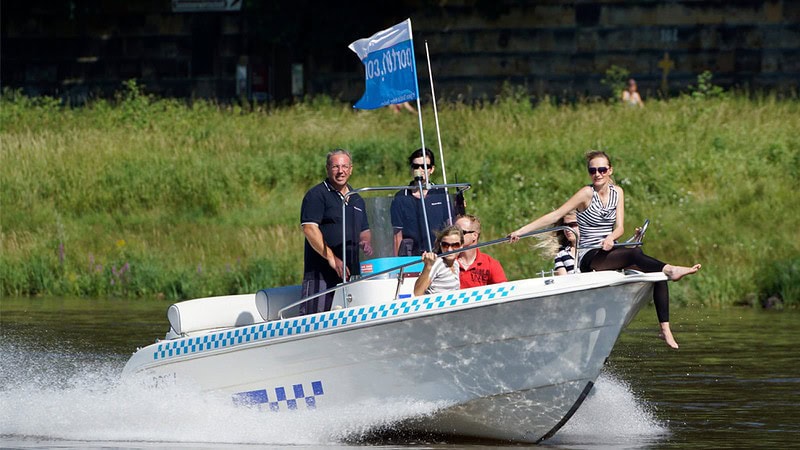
[508,150,701,349]
[622,78,644,107]
[388,101,417,114]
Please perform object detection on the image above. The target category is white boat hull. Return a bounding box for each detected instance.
[123,270,662,443]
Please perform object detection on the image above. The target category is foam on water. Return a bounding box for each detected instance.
[547,373,669,448]
[0,340,446,446]
[0,340,665,448]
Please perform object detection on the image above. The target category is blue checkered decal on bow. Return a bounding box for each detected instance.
[232,380,324,411]
[153,285,515,360]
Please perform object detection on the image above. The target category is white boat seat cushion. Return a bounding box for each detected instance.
[167,294,261,335]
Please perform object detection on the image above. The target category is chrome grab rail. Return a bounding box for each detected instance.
[277,220,642,319]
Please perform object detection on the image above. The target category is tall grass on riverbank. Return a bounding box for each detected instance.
[1,85,798,306]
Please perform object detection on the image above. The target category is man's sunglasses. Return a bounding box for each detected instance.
[411,163,432,170]
[588,166,609,175]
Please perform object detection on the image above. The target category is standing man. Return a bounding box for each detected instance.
[300,149,372,315]
[390,148,455,256]
[455,214,507,288]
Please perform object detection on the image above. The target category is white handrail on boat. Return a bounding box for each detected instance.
[277,220,640,319]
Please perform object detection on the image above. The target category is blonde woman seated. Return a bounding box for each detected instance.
[553,211,580,275]
[414,226,464,296]
[534,211,579,275]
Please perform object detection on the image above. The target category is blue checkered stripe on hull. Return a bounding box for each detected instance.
[233,380,324,411]
[153,285,515,360]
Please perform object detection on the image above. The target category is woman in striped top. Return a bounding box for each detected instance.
[508,150,701,349]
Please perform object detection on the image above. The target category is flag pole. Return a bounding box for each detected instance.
[425,40,453,225]
[408,20,433,252]
[409,20,426,179]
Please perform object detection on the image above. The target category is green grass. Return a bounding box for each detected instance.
[1,86,798,306]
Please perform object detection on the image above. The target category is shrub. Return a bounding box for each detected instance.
[601,65,630,99]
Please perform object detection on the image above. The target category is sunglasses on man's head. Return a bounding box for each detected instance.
[411,163,432,170]
[588,166,609,175]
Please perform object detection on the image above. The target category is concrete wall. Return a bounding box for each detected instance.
[398,0,800,100]
[1,2,257,101]
[3,1,798,103]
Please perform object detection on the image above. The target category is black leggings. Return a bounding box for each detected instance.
[581,247,670,323]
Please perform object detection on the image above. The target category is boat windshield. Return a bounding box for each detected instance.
[358,190,464,259]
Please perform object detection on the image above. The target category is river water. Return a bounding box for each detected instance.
[1,297,797,449]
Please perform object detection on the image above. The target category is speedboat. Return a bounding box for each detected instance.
[122,185,663,443]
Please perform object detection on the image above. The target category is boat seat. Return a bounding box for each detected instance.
[167,294,262,336]
[256,284,303,321]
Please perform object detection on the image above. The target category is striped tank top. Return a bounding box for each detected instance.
[576,184,619,265]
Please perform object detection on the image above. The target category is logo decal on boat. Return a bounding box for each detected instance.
[152,285,515,361]
[232,380,324,411]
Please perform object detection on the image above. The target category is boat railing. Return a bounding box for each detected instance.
[277,222,641,319]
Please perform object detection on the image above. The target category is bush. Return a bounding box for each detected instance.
[757,257,800,308]
[688,70,725,99]
[601,65,630,99]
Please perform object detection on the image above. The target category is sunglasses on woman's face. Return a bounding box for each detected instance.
[588,166,609,175]
[440,241,462,250]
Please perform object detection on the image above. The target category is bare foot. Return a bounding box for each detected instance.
[664,263,702,281]
[659,322,680,349]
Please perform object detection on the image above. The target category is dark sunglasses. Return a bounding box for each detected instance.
[564,222,579,228]
[410,163,432,170]
[440,242,462,249]
[588,166,609,175]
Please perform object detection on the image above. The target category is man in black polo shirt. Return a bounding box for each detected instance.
[390,148,456,256]
[300,149,372,315]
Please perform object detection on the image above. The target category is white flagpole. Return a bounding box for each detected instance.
[425,40,453,225]
[408,20,427,179]
[407,20,433,252]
